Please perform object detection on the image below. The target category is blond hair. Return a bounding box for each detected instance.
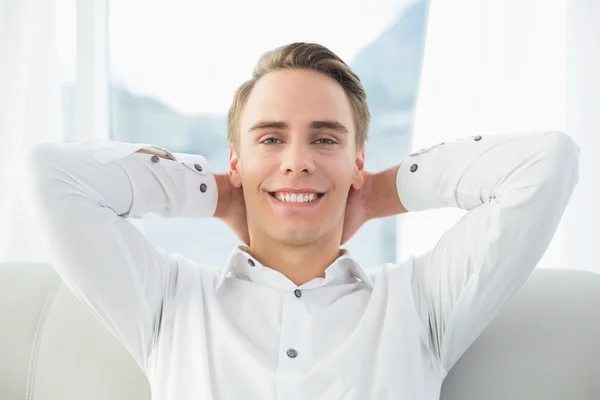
[227,42,370,153]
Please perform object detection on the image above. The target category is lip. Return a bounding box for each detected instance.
[267,191,325,208]
[269,188,324,194]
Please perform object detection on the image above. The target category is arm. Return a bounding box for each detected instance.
[135,147,233,219]
[23,139,221,374]
[374,131,579,373]
[364,164,407,219]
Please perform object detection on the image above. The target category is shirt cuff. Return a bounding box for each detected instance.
[395,135,513,212]
[90,139,218,219]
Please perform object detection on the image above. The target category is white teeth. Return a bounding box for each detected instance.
[274,192,320,203]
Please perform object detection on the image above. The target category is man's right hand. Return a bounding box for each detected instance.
[135,147,176,160]
[214,173,249,246]
[136,149,250,245]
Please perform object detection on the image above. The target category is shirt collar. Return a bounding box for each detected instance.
[216,245,374,291]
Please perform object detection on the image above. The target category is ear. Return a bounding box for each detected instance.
[228,146,242,188]
[351,148,366,190]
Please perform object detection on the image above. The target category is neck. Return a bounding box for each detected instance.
[246,230,343,287]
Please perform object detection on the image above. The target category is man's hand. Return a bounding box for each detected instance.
[214,174,250,246]
[341,172,374,245]
[135,148,176,160]
[136,147,250,245]
[341,165,408,245]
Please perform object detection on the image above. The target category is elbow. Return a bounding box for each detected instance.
[23,142,60,167]
[542,130,580,185]
[532,131,580,203]
[543,130,580,161]
[21,142,62,197]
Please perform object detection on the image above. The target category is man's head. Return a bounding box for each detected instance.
[227,42,371,247]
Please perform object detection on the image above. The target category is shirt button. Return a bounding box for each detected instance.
[194,164,203,172]
[151,155,160,163]
[294,289,302,298]
[410,164,418,173]
[247,259,255,267]
[474,135,482,141]
[200,183,207,193]
[287,348,298,358]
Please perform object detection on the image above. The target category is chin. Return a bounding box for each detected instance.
[269,228,320,246]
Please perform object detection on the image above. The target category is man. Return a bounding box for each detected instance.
[24,42,579,399]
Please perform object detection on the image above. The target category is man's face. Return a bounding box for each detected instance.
[229,68,365,246]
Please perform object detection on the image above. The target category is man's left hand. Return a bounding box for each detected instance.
[340,165,407,245]
[341,171,375,245]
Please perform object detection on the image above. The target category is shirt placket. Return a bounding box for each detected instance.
[276,286,311,399]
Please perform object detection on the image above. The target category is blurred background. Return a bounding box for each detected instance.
[1,0,598,273]
[103,0,428,268]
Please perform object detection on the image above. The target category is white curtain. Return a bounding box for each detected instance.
[398,0,571,269]
[0,0,137,263]
[562,0,600,273]
[0,0,63,262]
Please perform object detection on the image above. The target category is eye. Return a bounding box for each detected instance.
[315,138,337,145]
[261,137,281,145]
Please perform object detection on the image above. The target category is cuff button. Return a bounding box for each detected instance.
[194,164,203,172]
[410,164,418,173]
[151,155,160,163]
[200,183,207,193]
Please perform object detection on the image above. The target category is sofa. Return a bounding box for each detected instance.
[1,262,599,399]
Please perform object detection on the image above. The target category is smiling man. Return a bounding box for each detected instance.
[221,62,379,287]
[25,42,579,399]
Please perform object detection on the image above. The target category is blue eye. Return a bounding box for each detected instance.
[262,137,280,144]
[316,138,336,145]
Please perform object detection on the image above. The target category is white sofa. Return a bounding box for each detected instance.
[1,263,600,399]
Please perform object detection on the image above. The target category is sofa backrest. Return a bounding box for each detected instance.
[1,263,599,400]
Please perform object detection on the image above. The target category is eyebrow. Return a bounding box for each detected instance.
[248,120,349,134]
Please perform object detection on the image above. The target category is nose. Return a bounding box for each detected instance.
[279,140,316,176]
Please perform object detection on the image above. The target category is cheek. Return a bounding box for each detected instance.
[244,159,274,176]
[321,159,355,182]
[238,158,277,186]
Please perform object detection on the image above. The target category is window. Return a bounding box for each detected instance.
[57,0,76,142]
[108,0,428,268]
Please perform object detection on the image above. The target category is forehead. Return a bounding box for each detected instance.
[240,69,355,130]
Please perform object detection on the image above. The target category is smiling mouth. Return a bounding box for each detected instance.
[268,192,325,203]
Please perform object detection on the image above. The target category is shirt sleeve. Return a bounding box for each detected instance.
[22,139,218,375]
[396,130,580,373]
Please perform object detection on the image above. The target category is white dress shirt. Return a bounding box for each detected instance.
[23,130,579,400]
